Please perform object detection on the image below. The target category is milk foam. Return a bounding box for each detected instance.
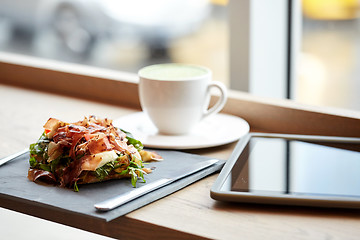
[139,64,209,80]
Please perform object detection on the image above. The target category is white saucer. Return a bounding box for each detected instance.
[113,112,250,150]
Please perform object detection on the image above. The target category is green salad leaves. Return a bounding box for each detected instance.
[120,128,144,152]
[28,122,148,192]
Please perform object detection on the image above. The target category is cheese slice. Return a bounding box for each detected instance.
[81,150,118,171]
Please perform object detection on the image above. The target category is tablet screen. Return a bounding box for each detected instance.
[220,137,360,198]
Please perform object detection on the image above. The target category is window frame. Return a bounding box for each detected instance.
[229,0,301,100]
[0,52,140,109]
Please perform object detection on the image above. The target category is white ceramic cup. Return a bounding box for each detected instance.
[138,63,227,135]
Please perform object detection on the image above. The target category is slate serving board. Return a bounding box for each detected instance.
[0,150,224,222]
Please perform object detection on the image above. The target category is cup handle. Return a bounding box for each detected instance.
[203,81,228,119]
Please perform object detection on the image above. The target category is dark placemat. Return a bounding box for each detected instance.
[0,150,224,222]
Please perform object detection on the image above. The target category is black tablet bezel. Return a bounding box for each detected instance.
[211,133,360,208]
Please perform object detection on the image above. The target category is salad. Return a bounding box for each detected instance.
[28,115,162,191]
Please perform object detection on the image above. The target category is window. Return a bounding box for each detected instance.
[297,0,360,111]
[0,0,229,85]
[229,0,360,111]
[1,0,359,112]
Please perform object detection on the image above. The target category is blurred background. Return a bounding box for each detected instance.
[0,0,359,112]
[0,0,228,83]
[298,0,360,111]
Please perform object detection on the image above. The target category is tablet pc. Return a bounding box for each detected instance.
[211,133,360,208]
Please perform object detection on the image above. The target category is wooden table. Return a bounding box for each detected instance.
[1,54,360,239]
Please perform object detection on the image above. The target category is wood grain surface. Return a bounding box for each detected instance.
[1,54,360,239]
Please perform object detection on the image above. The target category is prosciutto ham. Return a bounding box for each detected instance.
[28,115,162,191]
